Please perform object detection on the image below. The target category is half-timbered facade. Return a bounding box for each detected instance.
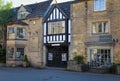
[43,2,71,67]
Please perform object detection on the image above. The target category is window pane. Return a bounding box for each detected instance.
[17,28,25,39]
[16,48,24,60]
[7,48,14,58]
[94,0,106,11]
[104,22,108,33]
[8,28,14,33]
[98,23,102,32]
[92,24,96,33]
[90,48,112,68]
[48,21,65,34]
[94,0,99,11]
[100,0,106,10]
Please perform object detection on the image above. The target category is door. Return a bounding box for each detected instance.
[46,46,68,68]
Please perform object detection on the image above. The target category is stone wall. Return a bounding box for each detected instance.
[69,1,87,62]
[26,17,44,68]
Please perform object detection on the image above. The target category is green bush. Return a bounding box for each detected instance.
[109,64,117,74]
[23,55,28,63]
[0,48,6,63]
[73,55,85,64]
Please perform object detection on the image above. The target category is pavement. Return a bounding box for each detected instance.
[0,67,120,81]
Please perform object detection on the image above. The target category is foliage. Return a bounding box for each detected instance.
[0,0,13,47]
[0,48,6,63]
[109,63,120,74]
[109,64,117,74]
[23,55,28,63]
[73,55,85,64]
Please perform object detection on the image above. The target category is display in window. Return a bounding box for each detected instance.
[48,53,53,61]
[62,53,67,61]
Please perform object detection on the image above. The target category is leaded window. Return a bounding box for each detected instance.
[92,22,108,34]
[17,28,25,39]
[8,28,15,39]
[48,21,65,34]
[16,48,24,60]
[94,0,106,11]
[7,48,14,58]
[89,48,112,68]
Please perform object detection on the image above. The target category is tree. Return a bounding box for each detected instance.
[0,0,12,48]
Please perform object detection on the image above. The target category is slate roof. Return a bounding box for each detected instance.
[11,0,78,21]
[8,20,28,26]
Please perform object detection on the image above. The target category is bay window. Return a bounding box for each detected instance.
[7,48,14,59]
[8,28,15,39]
[17,28,26,39]
[89,48,113,68]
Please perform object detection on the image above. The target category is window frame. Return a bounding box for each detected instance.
[15,48,24,60]
[94,0,106,11]
[8,27,15,39]
[92,21,109,34]
[47,21,65,35]
[16,28,26,39]
[88,46,113,68]
[7,47,14,59]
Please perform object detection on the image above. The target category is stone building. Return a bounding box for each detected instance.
[70,0,120,68]
[6,0,120,69]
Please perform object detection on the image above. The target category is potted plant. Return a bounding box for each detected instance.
[23,55,29,67]
[73,55,85,64]
[67,55,88,72]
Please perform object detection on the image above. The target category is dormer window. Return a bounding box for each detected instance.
[17,5,31,19]
[18,11,27,19]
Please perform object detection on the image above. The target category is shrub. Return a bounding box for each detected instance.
[0,48,6,63]
[23,55,28,63]
[73,55,85,64]
[109,64,117,74]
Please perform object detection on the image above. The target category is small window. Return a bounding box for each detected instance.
[16,48,24,60]
[8,28,15,39]
[7,48,14,58]
[17,28,26,39]
[92,22,109,34]
[94,0,106,11]
[8,28,14,33]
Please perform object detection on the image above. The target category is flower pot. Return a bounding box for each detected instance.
[23,61,28,67]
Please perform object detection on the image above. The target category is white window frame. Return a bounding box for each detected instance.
[92,22,109,34]
[87,46,113,68]
[15,48,25,60]
[94,0,106,11]
[16,28,26,39]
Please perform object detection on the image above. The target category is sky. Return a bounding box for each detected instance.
[5,0,73,7]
